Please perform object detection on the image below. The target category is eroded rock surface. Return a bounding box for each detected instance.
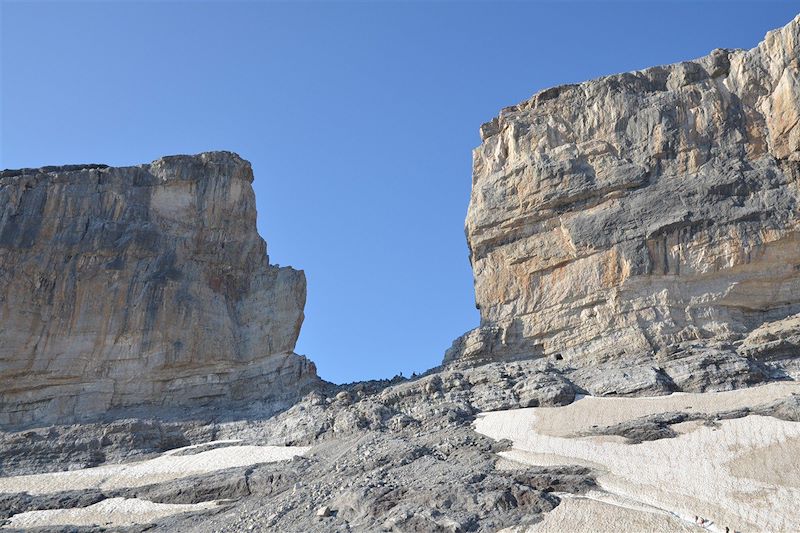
[449,15,800,376]
[0,152,318,428]
[0,365,594,533]
[3,367,797,532]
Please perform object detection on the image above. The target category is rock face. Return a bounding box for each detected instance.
[0,151,317,427]
[448,16,800,373]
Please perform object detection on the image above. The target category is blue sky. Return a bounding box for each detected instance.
[2,1,798,383]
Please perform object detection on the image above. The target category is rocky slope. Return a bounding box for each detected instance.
[0,364,797,532]
[448,15,800,385]
[0,362,602,532]
[0,152,318,428]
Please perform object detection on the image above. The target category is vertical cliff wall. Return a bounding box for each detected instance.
[448,16,800,369]
[0,151,317,427]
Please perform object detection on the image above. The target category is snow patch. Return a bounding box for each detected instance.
[3,497,219,529]
[0,442,310,495]
[477,382,800,532]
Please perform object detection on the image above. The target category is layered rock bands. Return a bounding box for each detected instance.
[448,16,800,374]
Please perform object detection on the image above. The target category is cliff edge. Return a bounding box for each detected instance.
[0,151,318,427]
[448,16,800,388]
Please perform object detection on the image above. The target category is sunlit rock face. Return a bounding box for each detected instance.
[448,16,800,369]
[0,151,317,427]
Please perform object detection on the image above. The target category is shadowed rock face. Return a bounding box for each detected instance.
[447,15,800,368]
[0,151,317,427]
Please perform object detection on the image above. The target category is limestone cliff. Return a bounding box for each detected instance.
[0,151,317,427]
[448,16,800,375]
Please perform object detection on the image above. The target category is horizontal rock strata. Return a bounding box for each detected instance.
[448,15,800,375]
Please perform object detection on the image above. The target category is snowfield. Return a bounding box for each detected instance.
[478,382,800,533]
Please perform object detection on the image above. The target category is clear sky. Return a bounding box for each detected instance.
[2,1,798,383]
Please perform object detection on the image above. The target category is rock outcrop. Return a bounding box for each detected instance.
[448,16,800,377]
[0,151,318,427]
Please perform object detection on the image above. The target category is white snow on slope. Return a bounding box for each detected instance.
[0,441,310,495]
[4,497,219,529]
[478,381,800,533]
[0,441,310,530]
